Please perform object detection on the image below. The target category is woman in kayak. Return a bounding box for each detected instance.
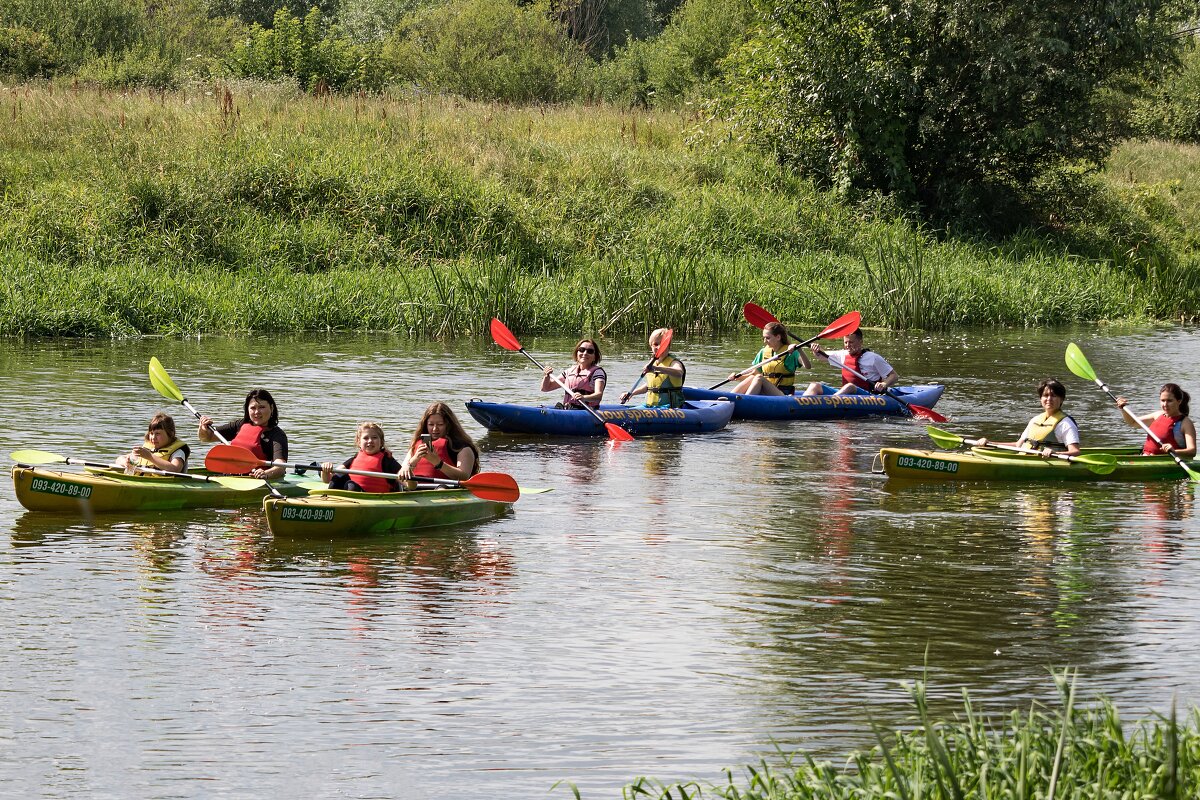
[198,388,288,480]
[1116,384,1196,457]
[804,330,898,396]
[619,328,686,408]
[114,413,190,473]
[400,402,481,482]
[321,422,403,492]
[541,339,607,409]
[979,378,1082,457]
[727,322,812,395]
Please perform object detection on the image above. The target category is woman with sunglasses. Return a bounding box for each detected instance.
[540,339,607,409]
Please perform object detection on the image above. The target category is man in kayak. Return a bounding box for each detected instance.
[979,378,1082,458]
[803,330,898,396]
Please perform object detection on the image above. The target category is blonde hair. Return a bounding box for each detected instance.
[650,328,671,348]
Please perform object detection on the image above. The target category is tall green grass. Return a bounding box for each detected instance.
[599,671,1198,799]
[0,85,1197,336]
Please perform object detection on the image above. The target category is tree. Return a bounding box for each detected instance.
[722,0,1192,223]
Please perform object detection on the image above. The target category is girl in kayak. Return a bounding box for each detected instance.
[727,322,811,395]
[114,413,190,473]
[979,378,1082,457]
[1116,384,1197,457]
[198,388,288,479]
[320,422,403,492]
[541,339,607,409]
[619,328,686,408]
[400,402,481,482]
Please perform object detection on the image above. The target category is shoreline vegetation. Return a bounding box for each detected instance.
[603,673,1199,799]
[2,84,1199,337]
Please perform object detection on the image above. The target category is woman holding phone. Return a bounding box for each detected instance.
[400,402,481,482]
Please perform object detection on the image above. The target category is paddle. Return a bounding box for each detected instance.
[149,357,230,446]
[621,328,674,404]
[489,318,634,442]
[1065,342,1200,482]
[709,310,862,390]
[204,444,521,503]
[10,449,266,489]
[924,427,1118,475]
[824,354,947,423]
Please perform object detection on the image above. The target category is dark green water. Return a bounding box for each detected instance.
[0,327,1197,798]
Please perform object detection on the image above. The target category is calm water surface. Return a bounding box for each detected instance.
[1,327,1198,798]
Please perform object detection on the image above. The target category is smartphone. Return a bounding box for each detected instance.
[421,433,433,448]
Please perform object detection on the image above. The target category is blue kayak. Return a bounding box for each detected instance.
[465,399,734,436]
[680,384,945,421]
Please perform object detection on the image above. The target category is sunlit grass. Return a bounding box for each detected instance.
[1,84,1197,335]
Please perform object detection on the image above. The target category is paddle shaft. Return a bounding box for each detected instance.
[250,454,501,494]
[961,437,1093,466]
[708,346,797,391]
[59,456,241,484]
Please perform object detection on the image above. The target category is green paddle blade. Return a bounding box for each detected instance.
[925,426,964,450]
[10,449,65,465]
[1072,453,1118,475]
[149,357,185,403]
[1064,343,1096,382]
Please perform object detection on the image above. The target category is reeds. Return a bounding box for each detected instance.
[1,85,1197,336]
[610,671,1198,799]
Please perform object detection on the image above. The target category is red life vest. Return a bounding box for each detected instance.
[412,437,454,479]
[841,350,873,391]
[230,423,268,461]
[1144,414,1185,455]
[349,450,394,493]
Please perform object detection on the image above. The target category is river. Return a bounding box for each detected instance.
[0,326,1197,798]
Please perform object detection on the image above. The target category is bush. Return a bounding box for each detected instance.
[0,25,56,76]
[1131,39,1200,144]
[595,0,755,107]
[0,0,141,67]
[382,0,590,103]
[76,46,181,89]
[226,6,386,91]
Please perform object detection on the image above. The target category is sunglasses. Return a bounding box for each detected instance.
[577,347,597,354]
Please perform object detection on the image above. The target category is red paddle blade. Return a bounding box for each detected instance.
[490,318,523,352]
[818,311,861,339]
[605,423,635,442]
[461,471,521,502]
[906,404,947,423]
[654,328,673,359]
[743,302,779,330]
[204,444,263,474]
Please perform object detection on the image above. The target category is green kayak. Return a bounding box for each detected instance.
[877,446,1200,483]
[263,487,513,537]
[11,465,310,513]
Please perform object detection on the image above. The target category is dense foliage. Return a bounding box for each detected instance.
[720,0,1194,225]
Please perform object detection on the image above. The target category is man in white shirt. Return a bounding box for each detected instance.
[804,330,899,396]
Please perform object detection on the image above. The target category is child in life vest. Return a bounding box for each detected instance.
[113,413,190,474]
[1116,383,1197,457]
[321,422,403,493]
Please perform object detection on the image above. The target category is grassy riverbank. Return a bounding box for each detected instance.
[2,84,1198,336]
[610,673,1199,799]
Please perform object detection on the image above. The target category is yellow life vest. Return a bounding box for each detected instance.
[646,354,686,408]
[757,345,795,389]
[134,438,190,469]
[1023,411,1075,450]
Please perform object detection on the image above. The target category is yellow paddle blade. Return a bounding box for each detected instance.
[10,449,65,465]
[149,357,185,403]
[212,475,267,491]
[1064,343,1096,382]
[925,426,964,450]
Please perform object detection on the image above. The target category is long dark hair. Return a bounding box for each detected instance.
[242,388,280,428]
[409,402,480,475]
[1161,383,1191,417]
